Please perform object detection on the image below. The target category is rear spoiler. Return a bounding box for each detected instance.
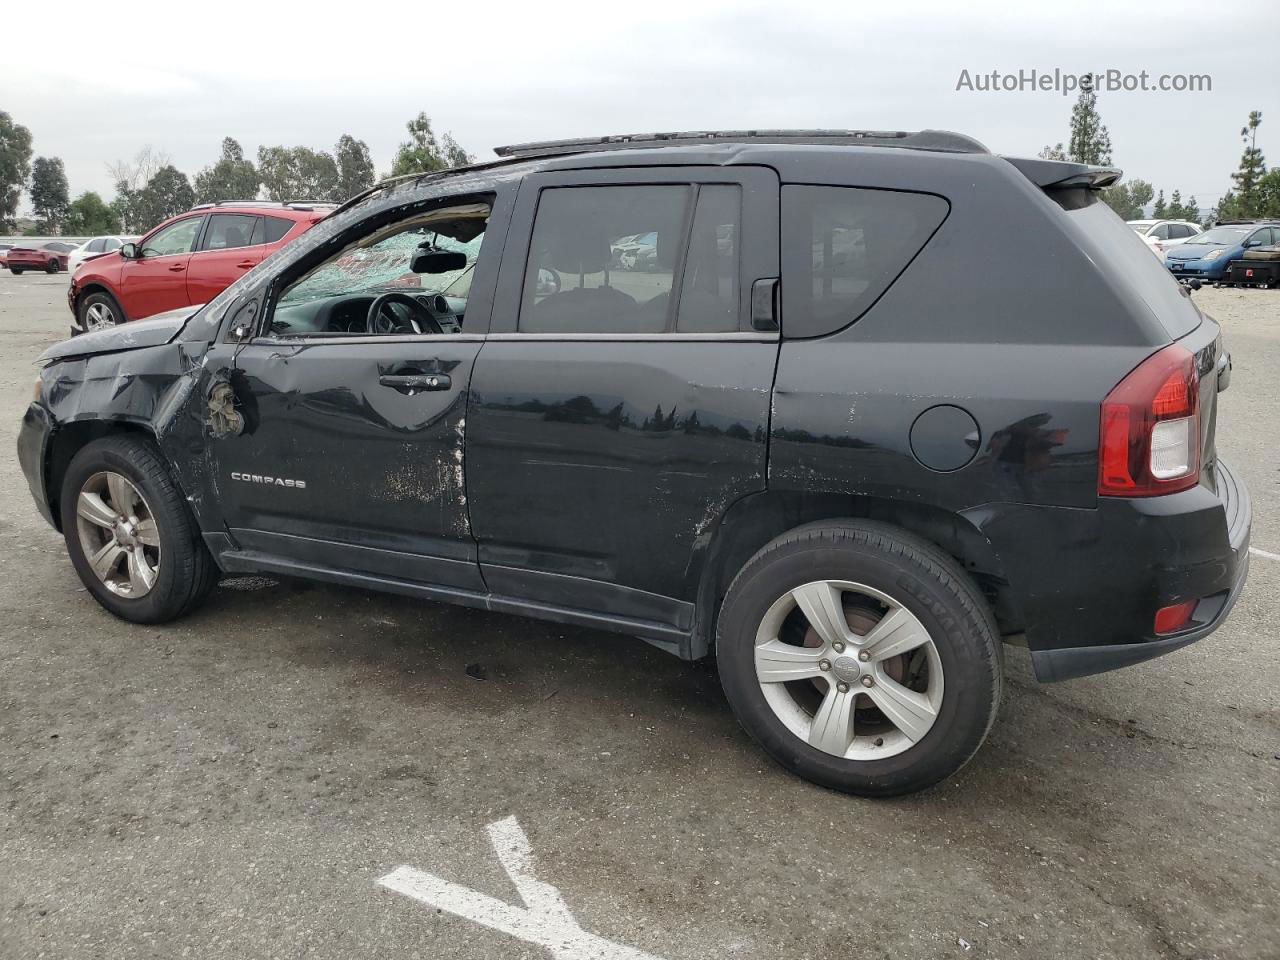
[1002,156,1122,190]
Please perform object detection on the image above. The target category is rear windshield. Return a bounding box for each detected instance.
[1067,199,1200,340]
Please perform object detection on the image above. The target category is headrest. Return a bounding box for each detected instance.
[539,225,610,274]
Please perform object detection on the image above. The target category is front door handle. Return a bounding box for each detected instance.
[379,372,451,394]
[236,259,255,269]
[168,264,186,272]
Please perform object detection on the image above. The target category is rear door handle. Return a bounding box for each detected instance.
[168,264,186,272]
[236,259,255,269]
[379,372,451,393]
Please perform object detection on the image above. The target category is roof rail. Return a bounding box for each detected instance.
[189,199,340,212]
[493,129,989,159]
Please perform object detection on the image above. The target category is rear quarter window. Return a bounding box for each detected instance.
[263,216,296,244]
[781,185,948,338]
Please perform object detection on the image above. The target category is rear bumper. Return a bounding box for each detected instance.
[18,402,57,529]
[965,457,1251,682]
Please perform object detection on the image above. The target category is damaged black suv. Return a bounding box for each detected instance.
[19,130,1251,796]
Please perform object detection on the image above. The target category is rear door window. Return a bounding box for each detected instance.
[201,214,258,252]
[780,186,948,338]
[520,185,689,333]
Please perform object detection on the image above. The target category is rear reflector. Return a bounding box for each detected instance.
[1098,344,1200,496]
[1154,600,1197,634]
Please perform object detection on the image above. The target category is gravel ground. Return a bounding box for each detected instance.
[0,272,1276,960]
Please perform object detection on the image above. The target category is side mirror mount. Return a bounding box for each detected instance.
[120,242,139,260]
[410,249,467,274]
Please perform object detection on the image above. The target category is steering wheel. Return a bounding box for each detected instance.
[365,292,443,335]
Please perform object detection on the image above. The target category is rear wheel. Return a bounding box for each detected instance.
[10,267,23,275]
[717,520,1001,797]
[46,258,59,273]
[60,436,219,624]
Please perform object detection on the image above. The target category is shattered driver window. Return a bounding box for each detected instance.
[271,202,489,336]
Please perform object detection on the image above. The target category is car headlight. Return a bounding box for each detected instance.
[1204,250,1222,260]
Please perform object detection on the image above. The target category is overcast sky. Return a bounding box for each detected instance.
[7,0,1274,213]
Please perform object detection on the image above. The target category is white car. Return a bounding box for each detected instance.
[67,235,138,274]
[1127,219,1202,258]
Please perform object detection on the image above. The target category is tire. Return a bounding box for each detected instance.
[10,267,23,275]
[60,435,219,624]
[716,520,1001,797]
[46,259,59,274]
[77,290,125,332]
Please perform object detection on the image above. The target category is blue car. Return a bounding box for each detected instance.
[1166,221,1280,281]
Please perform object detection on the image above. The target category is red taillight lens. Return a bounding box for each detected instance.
[1098,344,1199,496]
[1154,600,1197,634]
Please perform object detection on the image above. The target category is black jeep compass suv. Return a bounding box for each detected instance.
[18,130,1251,796]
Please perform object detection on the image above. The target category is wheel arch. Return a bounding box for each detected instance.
[45,419,159,530]
[691,490,1021,659]
[73,282,127,322]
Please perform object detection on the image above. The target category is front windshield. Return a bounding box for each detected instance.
[1185,227,1249,245]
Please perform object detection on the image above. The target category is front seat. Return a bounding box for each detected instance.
[525,227,637,332]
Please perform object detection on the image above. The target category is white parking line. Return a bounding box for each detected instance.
[377,816,668,960]
[1250,547,1280,562]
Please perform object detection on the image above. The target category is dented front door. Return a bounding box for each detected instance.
[202,336,485,591]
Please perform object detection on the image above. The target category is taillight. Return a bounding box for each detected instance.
[1098,343,1200,496]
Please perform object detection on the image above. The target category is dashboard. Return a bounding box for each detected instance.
[270,292,464,336]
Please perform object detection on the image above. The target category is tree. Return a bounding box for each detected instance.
[108,146,171,232]
[30,157,71,233]
[389,112,473,177]
[1100,179,1153,220]
[1167,189,1188,221]
[64,192,121,234]
[1067,89,1112,166]
[1038,143,1066,161]
[257,145,339,201]
[193,137,259,203]
[135,165,195,230]
[0,111,33,230]
[1255,170,1280,219]
[334,134,375,200]
[1223,111,1266,218]
[1186,196,1202,224]
[1152,189,1168,219]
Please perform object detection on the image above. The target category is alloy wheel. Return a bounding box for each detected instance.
[753,580,944,760]
[84,302,116,331]
[75,471,161,598]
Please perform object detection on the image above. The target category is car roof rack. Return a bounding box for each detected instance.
[493,129,989,159]
[189,200,339,211]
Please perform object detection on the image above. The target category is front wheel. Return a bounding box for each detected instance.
[716,520,1002,797]
[46,259,59,273]
[78,290,124,332]
[10,267,23,275]
[60,436,219,623]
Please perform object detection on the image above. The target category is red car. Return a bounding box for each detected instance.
[7,241,77,274]
[68,201,332,333]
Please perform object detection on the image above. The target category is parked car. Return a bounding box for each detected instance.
[20,129,1250,797]
[7,241,78,274]
[1166,220,1280,282]
[67,235,138,274]
[1127,219,1201,257]
[67,202,333,334]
